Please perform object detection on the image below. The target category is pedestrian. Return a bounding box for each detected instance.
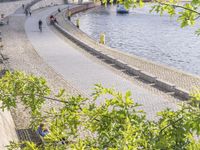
[37,123,49,137]
[38,19,43,32]
[67,11,71,21]
[22,4,24,9]
[50,15,54,24]
[54,17,58,24]
[25,9,28,16]
[29,10,32,16]
[58,8,61,13]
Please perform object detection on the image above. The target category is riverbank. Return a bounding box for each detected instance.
[54,4,200,99]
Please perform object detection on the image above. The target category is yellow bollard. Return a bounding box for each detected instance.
[67,11,71,20]
[99,33,105,44]
[76,19,80,28]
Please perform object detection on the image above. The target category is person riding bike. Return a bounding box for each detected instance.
[38,19,43,32]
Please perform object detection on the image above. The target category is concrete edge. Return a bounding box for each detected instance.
[52,4,190,100]
[155,78,175,92]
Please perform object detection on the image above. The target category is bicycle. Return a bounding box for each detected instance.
[39,25,42,32]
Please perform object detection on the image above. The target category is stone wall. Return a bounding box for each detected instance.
[0,108,18,150]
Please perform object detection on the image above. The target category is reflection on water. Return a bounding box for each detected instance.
[72,5,200,75]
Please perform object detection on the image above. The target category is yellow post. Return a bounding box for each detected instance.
[76,19,80,28]
[99,33,105,44]
[67,11,71,20]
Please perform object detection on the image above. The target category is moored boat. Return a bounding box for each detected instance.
[116,4,129,14]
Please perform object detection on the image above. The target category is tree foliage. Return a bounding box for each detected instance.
[149,0,200,29]
[106,0,200,35]
[0,71,200,149]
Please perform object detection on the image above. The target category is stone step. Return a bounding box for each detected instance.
[16,129,43,145]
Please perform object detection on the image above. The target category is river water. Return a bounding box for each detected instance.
[71,4,200,76]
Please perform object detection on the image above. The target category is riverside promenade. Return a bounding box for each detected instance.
[25,5,179,119]
[0,1,199,148]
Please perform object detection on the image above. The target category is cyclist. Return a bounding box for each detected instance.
[38,19,43,32]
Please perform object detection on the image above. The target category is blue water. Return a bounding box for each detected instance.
[72,4,200,75]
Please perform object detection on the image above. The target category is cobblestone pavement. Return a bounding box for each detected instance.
[25,6,181,120]
[56,8,200,92]
[0,6,81,129]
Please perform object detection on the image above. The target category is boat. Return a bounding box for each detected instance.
[116,4,129,14]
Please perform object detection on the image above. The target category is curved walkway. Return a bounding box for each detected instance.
[25,5,179,119]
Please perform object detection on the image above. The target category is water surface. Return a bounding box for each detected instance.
[72,5,200,75]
